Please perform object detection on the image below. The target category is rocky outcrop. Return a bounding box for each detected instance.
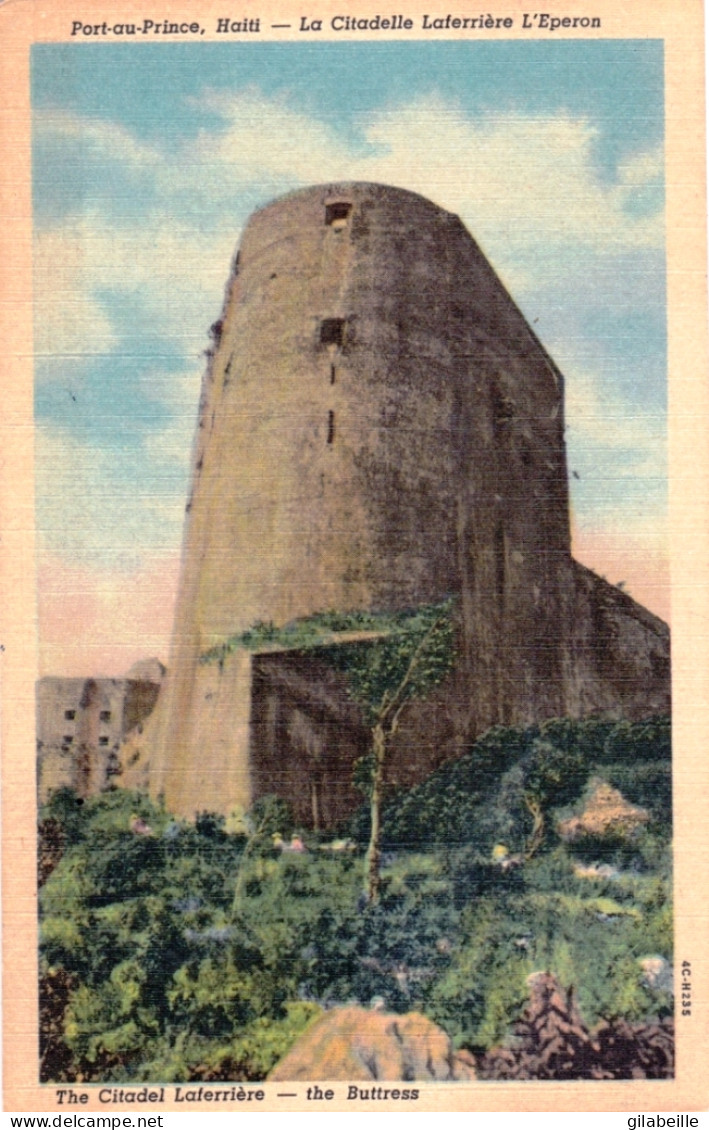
[558,779,650,841]
[267,1006,476,1081]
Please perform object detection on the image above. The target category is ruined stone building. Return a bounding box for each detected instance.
[112,182,671,826]
[37,660,164,802]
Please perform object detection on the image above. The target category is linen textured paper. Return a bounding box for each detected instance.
[1,0,708,1113]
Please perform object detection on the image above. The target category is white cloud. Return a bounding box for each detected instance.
[564,364,667,552]
[143,368,203,467]
[34,107,162,170]
[34,92,667,574]
[34,213,238,362]
[34,93,665,353]
[565,367,666,462]
[188,88,356,186]
[33,224,118,356]
[616,145,664,188]
[139,365,202,414]
[35,424,190,566]
[184,90,664,256]
[31,88,671,668]
[34,92,666,378]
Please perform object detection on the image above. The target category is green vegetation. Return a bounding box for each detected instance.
[201,600,457,901]
[320,599,456,901]
[198,606,427,664]
[39,715,672,1083]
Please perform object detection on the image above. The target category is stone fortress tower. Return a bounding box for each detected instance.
[127,183,670,825]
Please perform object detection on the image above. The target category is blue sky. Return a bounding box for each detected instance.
[32,39,668,674]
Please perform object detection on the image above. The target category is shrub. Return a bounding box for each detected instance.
[38,717,671,1081]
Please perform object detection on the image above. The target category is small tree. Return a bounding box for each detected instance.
[522,739,585,858]
[328,599,456,901]
[201,601,457,902]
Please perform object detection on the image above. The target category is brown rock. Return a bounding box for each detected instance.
[267,1005,475,1081]
[558,779,649,841]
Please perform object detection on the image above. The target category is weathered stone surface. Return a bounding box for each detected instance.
[267,1005,476,1081]
[120,182,670,823]
[37,665,164,802]
[567,564,670,720]
[125,657,165,684]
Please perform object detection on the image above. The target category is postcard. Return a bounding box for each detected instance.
[1,0,708,1114]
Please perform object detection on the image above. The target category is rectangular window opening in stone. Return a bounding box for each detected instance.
[64,709,76,721]
[62,735,73,745]
[330,364,336,385]
[325,202,352,226]
[320,318,345,347]
[100,710,111,723]
[327,410,335,445]
[99,736,109,747]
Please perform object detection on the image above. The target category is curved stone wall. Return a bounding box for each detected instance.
[134,183,663,821]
